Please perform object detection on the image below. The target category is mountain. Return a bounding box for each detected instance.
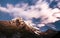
[41,29,58,38]
[0,17,59,38]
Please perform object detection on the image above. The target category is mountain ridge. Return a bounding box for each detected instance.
[0,18,59,38]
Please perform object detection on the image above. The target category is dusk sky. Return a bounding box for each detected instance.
[0,0,60,32]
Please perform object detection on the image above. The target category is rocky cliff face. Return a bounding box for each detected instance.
[0,17,59,38]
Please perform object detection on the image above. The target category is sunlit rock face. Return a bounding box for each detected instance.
[0,17,59,38]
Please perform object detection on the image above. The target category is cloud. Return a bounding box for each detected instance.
[57,2,60,8]
[0,0,60,31]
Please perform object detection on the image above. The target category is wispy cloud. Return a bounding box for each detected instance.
[0,0,60,31]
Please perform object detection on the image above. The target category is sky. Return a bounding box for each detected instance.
[0,0,60,32]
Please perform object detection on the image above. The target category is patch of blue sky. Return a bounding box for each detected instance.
[32,18,41,24]
[49,0,58,8]
[0,0,37,7]
[0,0,20,7]
[45,0,60,9]
[0,11,13,20]
[53,20,60,31]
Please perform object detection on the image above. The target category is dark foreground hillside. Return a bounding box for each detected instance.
[52,31,60,38]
